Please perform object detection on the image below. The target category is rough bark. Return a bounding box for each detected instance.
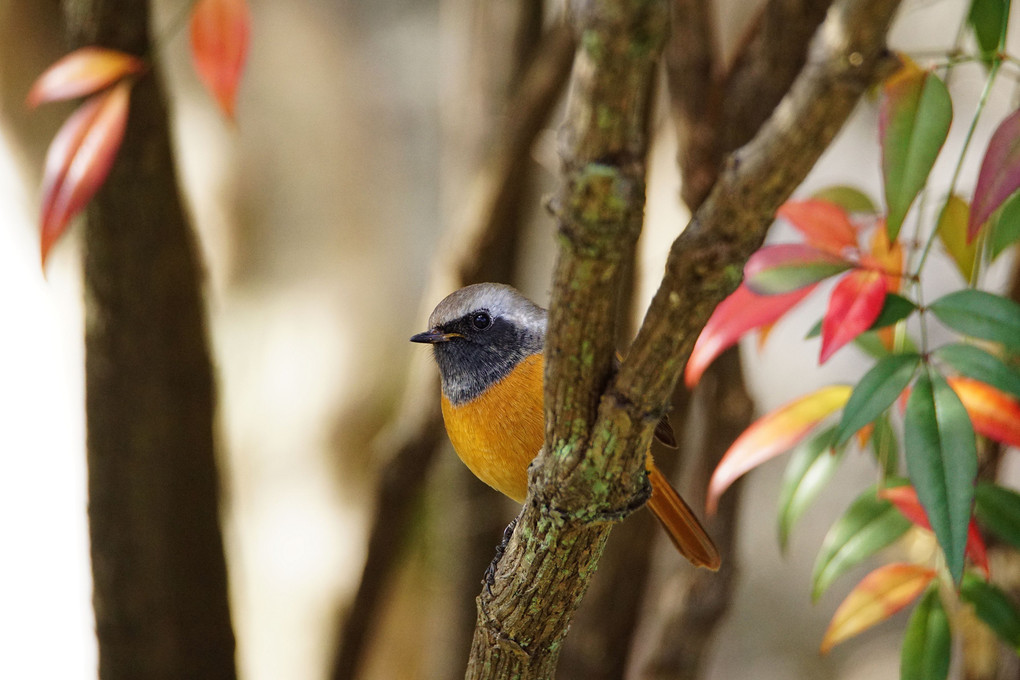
[466,0,901,677]
[63,1,237,678]
[465,4,671,678]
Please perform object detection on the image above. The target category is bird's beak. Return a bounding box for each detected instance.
[409,328,461,344]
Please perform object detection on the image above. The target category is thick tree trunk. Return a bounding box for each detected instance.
[63,1,237,678]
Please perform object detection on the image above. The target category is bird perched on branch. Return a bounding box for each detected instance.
[411,282,720,570]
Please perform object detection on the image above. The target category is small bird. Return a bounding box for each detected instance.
[410,282,720,570]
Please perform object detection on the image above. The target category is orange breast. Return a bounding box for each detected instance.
[441,353,545,502]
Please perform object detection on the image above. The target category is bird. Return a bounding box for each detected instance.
[410,282,720,570]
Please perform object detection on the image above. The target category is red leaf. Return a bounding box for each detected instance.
[820,269,887,363]
[744,244,855,295]
[948,377,1020,447]
[777,199,860,255]
[970,108,1020,242]
[26,47,144,109]
[40,82,131,265]
[706,385,851,514]
[685,282,814,387]
[190,0,250,119]
[880,485,991,578]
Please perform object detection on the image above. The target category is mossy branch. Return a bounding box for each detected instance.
[466,0,902,678]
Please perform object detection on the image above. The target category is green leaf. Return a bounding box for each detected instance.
[778,426,842,551]
[975,481,1020,550]
[869,293,918,330]
[901,586,952,680]
[745,244,854,295]
[881,67,954,240]
[904,368,979,583]
[928,289,1020,352]
[967,0,1007,64]
[805,293,917,339]
[834,353,921,447]
[961,573,1020,650]
[812,185,878,214]
[853,331,892,358]
[934,343,1020,399]
[870,413,901,476]
[811,483,912,601]
[937,195,978,282]
[988,189,1020,260]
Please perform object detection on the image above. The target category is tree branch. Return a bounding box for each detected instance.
[469,0,901,677]
[614,0,901,427]
[665,0,721,210]
[720,0,835,150]
[466,1,670,677]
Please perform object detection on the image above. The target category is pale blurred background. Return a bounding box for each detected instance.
[1,0,1017,678]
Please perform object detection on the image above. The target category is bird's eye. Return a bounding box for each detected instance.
[471,312,492,330]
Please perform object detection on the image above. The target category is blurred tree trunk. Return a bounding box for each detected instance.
[634,2,834,678]
[430,2,546,676]
[328,4,575,679]
[63,1,237,678]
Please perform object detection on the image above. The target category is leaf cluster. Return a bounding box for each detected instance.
[690,3,1020,674]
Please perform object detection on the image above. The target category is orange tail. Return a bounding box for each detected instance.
[647,462,721,570]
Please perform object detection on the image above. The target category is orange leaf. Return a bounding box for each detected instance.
[860,220,905,294]
[820,269,887,363]
[880,485,990,578]
[861,223,904,351]
[948,377,1020,447]
[190,0,251,119]
[777,199,860,255]
[40,82,131,265]
[26,47,144,109]
[685,282,814,387]
[820,563,936,653]
[706,385,851,514]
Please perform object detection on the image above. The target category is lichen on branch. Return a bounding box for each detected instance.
[466,1,903,678]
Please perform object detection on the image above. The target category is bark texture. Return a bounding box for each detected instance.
[467,0,902,677]
[64,1,237,678]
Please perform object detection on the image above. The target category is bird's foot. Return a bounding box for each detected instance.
[484,516,518,594]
